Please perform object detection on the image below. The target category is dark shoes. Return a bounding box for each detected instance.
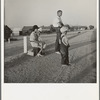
[62,63,71,66]
[66,63,71,66]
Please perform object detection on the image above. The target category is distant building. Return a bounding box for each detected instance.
[21,25,53,35]
[64,24,70,28]
[12,28,22,36]
[22,26,33,35]
[70,26,78,31]
[70,25,87,31]
[41,26,52,33]
[4,25,12,41]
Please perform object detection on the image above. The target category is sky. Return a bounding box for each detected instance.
[5,0,97,28]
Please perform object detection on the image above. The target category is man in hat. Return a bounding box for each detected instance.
[53,10,64,54]
[30,25,46,57]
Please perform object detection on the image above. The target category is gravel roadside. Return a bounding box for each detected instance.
[4,30,96,83]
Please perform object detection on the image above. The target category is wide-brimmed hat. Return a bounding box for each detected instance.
[32,25,39,31]
[60,26,69,33]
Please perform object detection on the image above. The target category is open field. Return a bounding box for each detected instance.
[4,30,96,83]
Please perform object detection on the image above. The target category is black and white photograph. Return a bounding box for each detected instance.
[4,0,97,83]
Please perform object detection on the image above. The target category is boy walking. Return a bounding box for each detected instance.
[53,10,64,54]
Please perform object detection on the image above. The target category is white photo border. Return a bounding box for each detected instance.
[1,0,99,100]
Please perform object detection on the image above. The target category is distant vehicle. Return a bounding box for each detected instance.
[22,25,55,35]
[89,25,94,30]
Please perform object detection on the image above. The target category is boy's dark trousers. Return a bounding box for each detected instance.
[32,47,42,56]
[55,27,61,52]
[60,43,70,65]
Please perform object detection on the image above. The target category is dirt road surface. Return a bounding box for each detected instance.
[4,29,96,83]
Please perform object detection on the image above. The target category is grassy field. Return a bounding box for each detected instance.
[4,30,96,83]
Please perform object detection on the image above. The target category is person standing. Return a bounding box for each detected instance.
[53,10,64,54]
[58,26,71,83]
[60,26,70,66]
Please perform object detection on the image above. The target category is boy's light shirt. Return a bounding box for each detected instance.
[53,16,63,27]
[30,32,40,47]
[30,31,40,41]
[62,35,69,46]
[30,32,36,41]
